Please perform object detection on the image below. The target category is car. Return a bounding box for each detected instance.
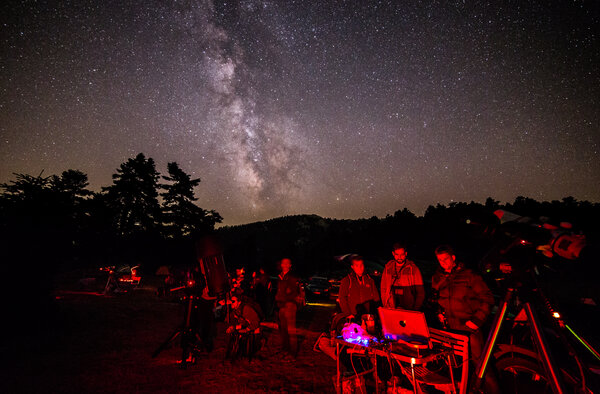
[328,278,341,300]
[305,276,332,299]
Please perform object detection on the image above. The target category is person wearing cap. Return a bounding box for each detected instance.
[380,242,425,310]
[338,255,380,320]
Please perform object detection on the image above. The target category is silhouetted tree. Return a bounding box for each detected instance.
[50,169,93,199]
[102,153,161,236]
[508,196,541,217]
[0,170,92,323]
[48,170,94,224]
[485,197,500,210]
[0,171,52,203]
[160,162,222,238]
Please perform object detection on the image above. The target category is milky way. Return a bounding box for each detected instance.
[1,0,599,224]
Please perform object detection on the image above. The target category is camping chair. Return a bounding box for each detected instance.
[412,328,470,394]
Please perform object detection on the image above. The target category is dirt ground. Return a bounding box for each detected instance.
[1,286,338,393]
[4,276,598,394]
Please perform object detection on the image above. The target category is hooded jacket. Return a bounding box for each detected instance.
[338,272,380,315]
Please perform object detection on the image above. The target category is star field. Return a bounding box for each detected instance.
[1,0,599,224]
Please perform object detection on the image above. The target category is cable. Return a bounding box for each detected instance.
[349,345,365,394]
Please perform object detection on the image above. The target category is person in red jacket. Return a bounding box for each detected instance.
[380,242,425,310]
[338,255,380,319]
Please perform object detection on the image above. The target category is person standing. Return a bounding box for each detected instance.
[275,258,300,359]
[432,244,499,393]
[380,242,425,310]
[338,255,380,319]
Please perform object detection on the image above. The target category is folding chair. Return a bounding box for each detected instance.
[412,328,469,394]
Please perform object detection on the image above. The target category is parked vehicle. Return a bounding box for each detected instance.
[100,264,141,294]
[328,278,341,300]
[305,276,332,299]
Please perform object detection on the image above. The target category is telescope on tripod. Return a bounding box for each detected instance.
[152,235,230,368]
[469,210,598,393]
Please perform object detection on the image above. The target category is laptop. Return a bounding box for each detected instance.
[378,307,431,349]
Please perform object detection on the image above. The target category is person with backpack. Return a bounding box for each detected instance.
[275,258,301,360]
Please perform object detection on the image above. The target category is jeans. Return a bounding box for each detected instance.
[278,302,298,356]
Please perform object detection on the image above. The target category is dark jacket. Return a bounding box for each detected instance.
[275,272,300,308]
[232,302,261,332]
[380,259,425,310]
[338,272,380,315]
[431,263,494,329]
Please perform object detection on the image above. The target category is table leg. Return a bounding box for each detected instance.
[336,341,341,394]
[372,352,378,393]
[448,354,456,393]
[411,359,417,394]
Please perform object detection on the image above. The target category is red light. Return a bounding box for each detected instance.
[499,263,512,274]
[187,280,195,287]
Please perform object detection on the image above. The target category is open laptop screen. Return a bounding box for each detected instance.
[378,307,430,343]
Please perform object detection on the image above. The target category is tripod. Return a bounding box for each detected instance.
[152,291,204,368]
[472,274,594,393]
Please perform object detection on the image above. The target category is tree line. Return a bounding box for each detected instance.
[218,197,600,278]
[2,152,599,310]
[0,153,222,316]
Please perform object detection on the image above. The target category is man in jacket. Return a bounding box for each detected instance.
[275,258,300,359]
[225,292,263,360]
[380,242,425,310]
[432,244,499,393]
[338,255,380,319]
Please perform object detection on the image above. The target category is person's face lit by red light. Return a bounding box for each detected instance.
[351,259,365,277]
[231,296,241,309]
[281,258,292,274]
[436,252,457,273]
[392,248,407,264]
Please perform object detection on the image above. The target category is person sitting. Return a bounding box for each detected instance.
[225,292,264,361]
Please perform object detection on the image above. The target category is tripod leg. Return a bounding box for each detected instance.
[524,303,566,393]
[153,293,198,365]
[473,288,512,392]
[180,327,195,368]
[152,328,182,358]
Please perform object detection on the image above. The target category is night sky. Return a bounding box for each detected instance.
[2,0,599,225]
